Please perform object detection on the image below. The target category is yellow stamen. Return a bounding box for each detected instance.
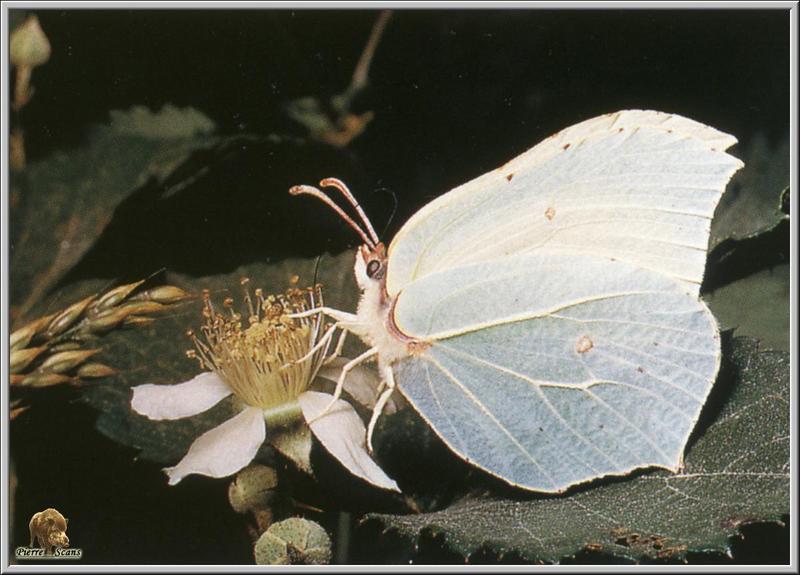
[187,283,328,410]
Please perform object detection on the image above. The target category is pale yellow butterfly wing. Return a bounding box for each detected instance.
[386,110,743,298]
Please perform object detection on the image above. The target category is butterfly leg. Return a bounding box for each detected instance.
[288,306,358,324]
[307,347,378,423]
[322,328,349,365]
[366,366,396,453]
[284,307,357,366]
[283,321,341,368]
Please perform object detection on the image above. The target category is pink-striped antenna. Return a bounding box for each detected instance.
[289,178,380,248]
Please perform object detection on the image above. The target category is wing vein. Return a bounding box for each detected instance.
[583,379,692,434]
[427,290,676,341]
[448,216,708,267]
[426,355,559,489]
[581,387,675,465]
[549,313,717,343]
[420,361,468,453]
[599,341,711,389]
[591,347,706,403]
[434,345,629,471]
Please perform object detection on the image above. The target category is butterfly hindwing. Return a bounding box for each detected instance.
[392,252,719,492]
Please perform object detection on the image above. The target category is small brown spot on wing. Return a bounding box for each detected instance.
[544,207,556,221]
[576,335,593,354]
[506,173,514,182]
[562,143,571,150]
[618,127,624,133]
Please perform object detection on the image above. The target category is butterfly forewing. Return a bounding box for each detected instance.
[386,110,743,298]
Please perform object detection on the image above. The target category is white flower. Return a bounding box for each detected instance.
[130,283,398,492]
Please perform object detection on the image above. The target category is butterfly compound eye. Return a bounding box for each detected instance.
[366,260,383,279]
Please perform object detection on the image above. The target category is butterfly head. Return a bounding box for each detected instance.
[354,242,387,290]
[289,177,385,292]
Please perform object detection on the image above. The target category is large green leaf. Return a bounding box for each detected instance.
[10,105,216,325]
[365,337,789,563]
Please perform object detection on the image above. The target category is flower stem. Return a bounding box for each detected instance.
[263,401,304,430]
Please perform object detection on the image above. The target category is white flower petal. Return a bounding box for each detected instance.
[164,406,266,485]
[298,391,400,492]
[131,372,232,421]
[316,358,401,415]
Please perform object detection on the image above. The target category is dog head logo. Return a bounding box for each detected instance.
[28,508,70,555]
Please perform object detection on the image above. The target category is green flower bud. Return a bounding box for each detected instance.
[254,518,332,565]
[228,464,278,514]
[10,15,51,68]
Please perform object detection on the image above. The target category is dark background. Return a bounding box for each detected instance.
[9,8,790,565]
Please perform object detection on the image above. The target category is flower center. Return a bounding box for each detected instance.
[187,281,327,410]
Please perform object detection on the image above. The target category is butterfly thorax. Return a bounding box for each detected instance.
[352,247,425,370]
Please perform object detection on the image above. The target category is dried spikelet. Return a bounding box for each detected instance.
[85,306,134,334]
[46,295,95,338]
[129,285,191,305]
[85,300,169,335]
[40,349,101,374]
[10,398,30,420]
[48,341,83,353]
[93,280,146,311]
[76,363,116,379]
[10,313,55,351]
[10,278,192,391]
[10,322,40,351]
[11,347,48,374]
[116,300,167,316]
[122,316,156,328]
[21,373,74,388]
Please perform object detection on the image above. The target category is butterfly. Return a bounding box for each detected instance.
[289,110,743,493]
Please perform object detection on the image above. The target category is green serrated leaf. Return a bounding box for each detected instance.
[366,337,789,564]
[702,184,789,294]
[710,133,789,249]
[81,251,359,465]
[10,105,217,325]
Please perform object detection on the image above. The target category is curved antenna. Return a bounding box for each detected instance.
[289,184,376,248]
[312,254,323,288]
[371,185,398,239]
[319,177,380,246]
